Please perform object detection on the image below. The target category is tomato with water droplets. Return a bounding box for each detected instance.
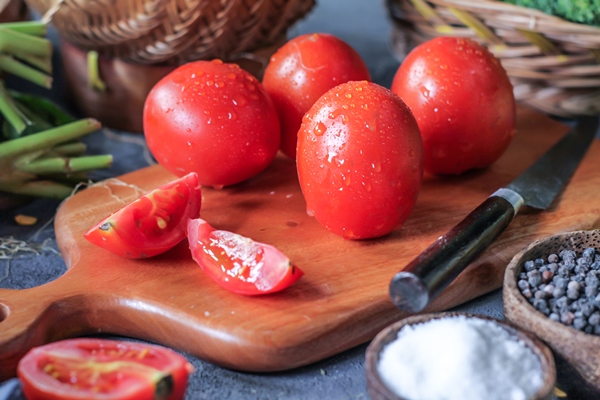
[84,173,201,258]
[17,338,193,400]
[262,33,371,159]
[297,81,423,240]
[391,37,516,175]
[144,59,280,188]
[187,218,303,295]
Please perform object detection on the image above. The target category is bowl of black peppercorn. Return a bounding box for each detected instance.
[503,229,600,399]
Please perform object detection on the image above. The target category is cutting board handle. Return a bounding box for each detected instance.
[0,268,95,380]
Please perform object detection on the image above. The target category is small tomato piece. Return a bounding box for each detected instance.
[297,81,423,240]
[84,173,201,258]
[391,37,516,175]
[263,33,371,159]
[187,218,303,295]
[144,60,280,188]
[17,338,193,400]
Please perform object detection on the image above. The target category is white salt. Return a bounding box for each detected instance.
[377,315,544,400]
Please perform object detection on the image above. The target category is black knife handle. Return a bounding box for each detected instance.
[389,194,518,313]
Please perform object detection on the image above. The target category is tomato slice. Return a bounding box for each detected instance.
[187,218,303,295]
[17,338,193,400]
[84,173,201,258]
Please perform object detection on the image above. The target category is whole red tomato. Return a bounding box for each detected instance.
[18,338,193,400]
[262,33,371,159]
[391,37,516,175]
[144,60,280,188]
[297,81,423,240]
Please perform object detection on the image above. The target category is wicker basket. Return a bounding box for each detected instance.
[21,0,315,132]
[386,0,600,117]
[24,0,315,65]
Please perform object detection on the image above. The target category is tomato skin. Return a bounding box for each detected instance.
[17,338,193,400]
[84,173,201,258]
[297,81,423,240]
[144,60,280,188]
[391,37,516,175]
[262,33,371,159]
[187,218,303,295]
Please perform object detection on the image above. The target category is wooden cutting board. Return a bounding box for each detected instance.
[1,106,599,379]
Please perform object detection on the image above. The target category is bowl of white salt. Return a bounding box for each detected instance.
[365,312,555,400]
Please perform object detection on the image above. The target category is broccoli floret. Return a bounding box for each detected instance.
[504,0,600,26]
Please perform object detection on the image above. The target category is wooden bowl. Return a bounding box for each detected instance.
[365,312,555,400]
[504,229,600,397]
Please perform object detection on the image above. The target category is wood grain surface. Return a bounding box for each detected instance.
[1,106,599,379]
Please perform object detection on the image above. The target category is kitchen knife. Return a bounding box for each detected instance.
[389,116,599,313]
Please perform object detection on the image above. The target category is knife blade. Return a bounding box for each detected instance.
[389,116,599,314]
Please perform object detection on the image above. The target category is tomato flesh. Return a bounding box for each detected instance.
[84,173,201,258]
[17,338,193,400]
[297,80,423,240]
[263,33,371,159]
[391,37,516,175]
[187,218,303,295]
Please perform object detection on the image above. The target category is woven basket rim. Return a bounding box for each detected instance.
[25,0,316,64]
[398,0,600,35]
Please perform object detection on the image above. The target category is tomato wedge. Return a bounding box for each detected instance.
[17,338,193,400]
[84,173,201,258]
[187,218,303,295]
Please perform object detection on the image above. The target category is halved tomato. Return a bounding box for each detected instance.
[84,173,201,258]
[17,338,193,400]
[187,218,303,295]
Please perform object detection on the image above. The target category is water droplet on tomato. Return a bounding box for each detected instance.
[186,128,191,132]
[343,174,351,186]
[340,114,348,124]
[365,119,377,131]
[314,122,326,136]
[364,182,372,192]
[228,111,237,120]
[215,81,225,88]
[408,150,415,157]
[207,80,214,86]
[232,94,248,107]
[213,184,224,190]
[187,141,192,146]
[372,162,381,172]
[226,72,236,80]
[211,59,223,64]
[345,93,352,99]
[434,108,439,113]
[306,208,315,217]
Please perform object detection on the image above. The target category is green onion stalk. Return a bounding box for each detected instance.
[0,21,112,200]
